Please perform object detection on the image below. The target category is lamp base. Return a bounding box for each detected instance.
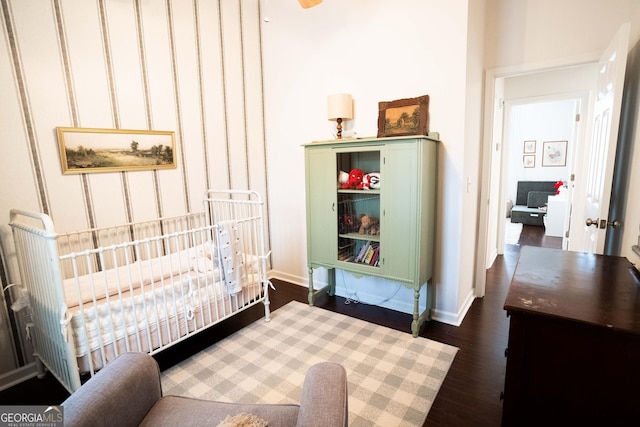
[336,118,343,139]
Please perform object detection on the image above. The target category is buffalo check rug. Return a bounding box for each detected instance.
[161,301,458,426]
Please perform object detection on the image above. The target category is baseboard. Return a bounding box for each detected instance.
[431,289,475,326]
[486,249,498,269]
[268,270,308,288]
[0,362,37,392]
[269,269,475,327]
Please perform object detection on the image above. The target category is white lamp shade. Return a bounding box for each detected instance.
[327,94,353,121]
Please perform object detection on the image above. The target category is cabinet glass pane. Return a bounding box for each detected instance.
[336,150,380,267]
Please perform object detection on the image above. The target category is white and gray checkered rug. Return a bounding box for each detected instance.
[161,301,458,426]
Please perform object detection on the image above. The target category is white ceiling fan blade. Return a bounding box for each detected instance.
[298,0,323,9]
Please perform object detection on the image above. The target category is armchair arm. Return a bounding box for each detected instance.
[296,362,348,427]
[62,353,162,427]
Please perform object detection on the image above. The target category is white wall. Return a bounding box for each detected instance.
[460,0,487,321]
[262,0,479,324]
[485,0,635,69]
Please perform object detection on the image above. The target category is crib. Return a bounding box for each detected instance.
[9,190,271,393]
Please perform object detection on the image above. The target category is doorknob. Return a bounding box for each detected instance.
[608,219,621,228]
[585,218,599,227]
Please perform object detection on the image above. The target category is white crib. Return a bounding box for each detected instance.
[9,190,271,392]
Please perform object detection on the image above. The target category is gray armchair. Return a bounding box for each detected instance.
[62,352,348,427]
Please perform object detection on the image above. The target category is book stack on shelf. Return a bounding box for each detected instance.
[354,241,380,266]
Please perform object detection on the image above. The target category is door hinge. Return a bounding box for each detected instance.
[576,113,581,122]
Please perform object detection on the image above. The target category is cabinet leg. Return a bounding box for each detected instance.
[412,288,420,337]
[411,282,433,337]
[327,268,336,296]
[308,268,315,306]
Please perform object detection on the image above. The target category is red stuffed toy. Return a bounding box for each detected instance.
[554,180,564,195]
[341,168,364,189]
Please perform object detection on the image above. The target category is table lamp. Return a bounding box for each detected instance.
[327,94,353,139]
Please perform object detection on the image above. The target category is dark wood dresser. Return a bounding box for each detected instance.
[502,246,640,426]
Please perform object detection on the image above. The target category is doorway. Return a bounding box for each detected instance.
[475,61,600,298]
[482,63,599,269]
[502,96,581,251]
[476,23,632,299]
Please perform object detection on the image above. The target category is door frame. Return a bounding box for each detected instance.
[476,54,599,298]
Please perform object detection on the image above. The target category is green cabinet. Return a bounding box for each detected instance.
[304,135,438,336]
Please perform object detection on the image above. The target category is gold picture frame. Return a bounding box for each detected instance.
[377,95,429,137]
[57,127,176,174]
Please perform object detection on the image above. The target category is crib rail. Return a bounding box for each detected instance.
[55,212,209,279]
[10,209,81,391]
[9,190,270,392]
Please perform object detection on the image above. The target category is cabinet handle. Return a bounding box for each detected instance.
[500,391,505,401]
[504,348,508,358]
[332,203,335,211]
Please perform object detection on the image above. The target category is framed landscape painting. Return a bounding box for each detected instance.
[377,95,429,137]
[57,127,176,174]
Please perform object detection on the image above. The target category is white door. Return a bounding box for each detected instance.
[570,23,630,254]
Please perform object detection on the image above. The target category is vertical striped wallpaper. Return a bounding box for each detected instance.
[0,0,269,371]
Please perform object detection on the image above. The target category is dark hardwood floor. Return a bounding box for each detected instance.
[0,223,560,426]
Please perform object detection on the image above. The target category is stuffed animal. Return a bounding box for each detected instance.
[339,213,358,234]
[358,214,380,235]
[341,168,364,189]
[337,170,349,187]
[360,172,381,190]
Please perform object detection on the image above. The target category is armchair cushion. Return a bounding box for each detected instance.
[140,397,300,427]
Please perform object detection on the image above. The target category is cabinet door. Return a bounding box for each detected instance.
[381,142,418,282]
[305,148,337,267]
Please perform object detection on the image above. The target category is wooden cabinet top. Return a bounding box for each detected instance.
[304,134,440,147]
[505,246,640,335]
